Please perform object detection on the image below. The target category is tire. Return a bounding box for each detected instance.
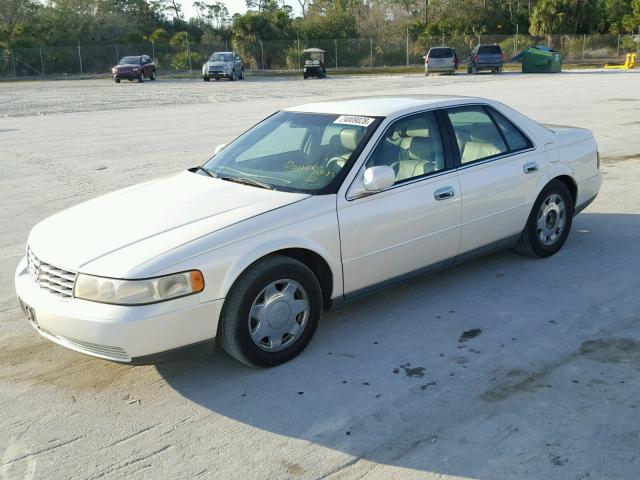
[215,77,220,81]
[114,77,120,83]
[230,69,235,81]
[203,76,210,82]
[303,74,309,79]
[239,68,244,79]
[150,70,156,80]
[471,65,478,74]
[218,255,323,367]
[425,70,430,76]
[138,72,144,83]
[515,180,574,258]
[497,66,503,74]
[450,69,455,75]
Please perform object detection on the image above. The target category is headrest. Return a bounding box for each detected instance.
[405,137,432,160]
[470,123,497,142]
[340,128,362,150]
[404,119,430,138]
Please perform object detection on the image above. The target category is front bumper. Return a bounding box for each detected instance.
[113,71,141,79]
[14,257,223,363]
[206,70,231,78]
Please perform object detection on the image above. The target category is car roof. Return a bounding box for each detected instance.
[284,95,482,117]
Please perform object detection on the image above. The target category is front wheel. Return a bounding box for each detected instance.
[218,255,322,367]
[239,68,244,79]
[515,180,574,258]
[150,70,156,80]
[138,72,144,83]
[203,76,210,82]
[114,77,120,83]
[230,69,235,81]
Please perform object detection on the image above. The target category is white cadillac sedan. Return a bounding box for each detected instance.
[15,95,602,367]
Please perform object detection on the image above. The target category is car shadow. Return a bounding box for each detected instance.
[156,212,640,478]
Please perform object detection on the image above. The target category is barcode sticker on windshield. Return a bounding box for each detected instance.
[334,115,375,127]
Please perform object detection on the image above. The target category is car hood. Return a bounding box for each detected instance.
[28,171,308,277]
[207,61,232,68]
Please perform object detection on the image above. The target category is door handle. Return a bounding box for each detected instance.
[523,161,539,174]
[434,186,455,201]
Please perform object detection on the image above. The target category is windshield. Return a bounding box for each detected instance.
[119,56,140,65]
[210,53,233,62]
[202,111,380,193]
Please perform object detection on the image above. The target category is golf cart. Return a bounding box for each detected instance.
[303,48,326,79]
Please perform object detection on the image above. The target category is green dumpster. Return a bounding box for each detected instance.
[512,46,562,73]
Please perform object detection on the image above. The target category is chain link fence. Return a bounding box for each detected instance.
[2,34,639,79]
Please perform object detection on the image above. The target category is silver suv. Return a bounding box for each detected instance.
[424,47,458,76]
[202,52,244,81]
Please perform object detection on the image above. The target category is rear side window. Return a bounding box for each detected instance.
[489,108,532,151]
[428,48,453,58]
[478,45,502,55]
[446,106,507,164]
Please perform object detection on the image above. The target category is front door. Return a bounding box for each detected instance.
[337,110,462,296]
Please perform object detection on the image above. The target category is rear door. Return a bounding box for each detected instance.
[478,45,502,66]
[444,104,544,255]
[428,48,454,70]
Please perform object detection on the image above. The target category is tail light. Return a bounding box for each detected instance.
[501,53,505,61]
[473,55,479,62]
[425,58,429,64]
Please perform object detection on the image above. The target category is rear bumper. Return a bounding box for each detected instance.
[426,65,455,72]
[14,257,222,363]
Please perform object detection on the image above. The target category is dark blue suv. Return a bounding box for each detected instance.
[467,44,504,74]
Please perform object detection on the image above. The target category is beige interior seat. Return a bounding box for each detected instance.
[391,119,444,181]
[326,128,362,171]
[461,123,504,163]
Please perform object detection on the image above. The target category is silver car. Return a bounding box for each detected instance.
[202,52,244,81]
[424,47,458,76]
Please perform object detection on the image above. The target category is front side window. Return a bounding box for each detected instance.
[202,111,379,193]
[366,111,445,183]
[446,106,507,164]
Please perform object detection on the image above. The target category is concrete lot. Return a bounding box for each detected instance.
[0,70,639,480]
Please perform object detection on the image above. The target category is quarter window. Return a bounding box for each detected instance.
[446,106,507,164]
[489,108,532,151]
[366,111,445,183]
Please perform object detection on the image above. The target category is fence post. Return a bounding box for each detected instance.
[334,39,338,69]
[616,34,620,59]
[152,42,155,62]
[187,38,192,72]
[636,26,640,58]
[406,28,409,66]
[116,44,119,64]
[12,49,17,77]
[370,38,373,68]
[582,34,586,61]
[514,24,519,58]
[77,39,83,75]
[39,48,45,79]
[298,33,301,70]
[260,40,264,70]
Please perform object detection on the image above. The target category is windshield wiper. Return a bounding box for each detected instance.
[219,176,273,190]
[190,166,216,177]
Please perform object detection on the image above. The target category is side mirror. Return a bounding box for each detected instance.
[363,166,396,192]
[214,144,226,155]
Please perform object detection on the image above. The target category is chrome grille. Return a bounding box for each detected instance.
[40,329,131,362]
[27,247,77,299]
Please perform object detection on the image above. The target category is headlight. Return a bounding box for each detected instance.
[74,270,204,305]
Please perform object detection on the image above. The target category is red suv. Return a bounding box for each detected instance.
[112,55,156,83]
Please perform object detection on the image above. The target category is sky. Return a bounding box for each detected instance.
[177,0,302,19]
